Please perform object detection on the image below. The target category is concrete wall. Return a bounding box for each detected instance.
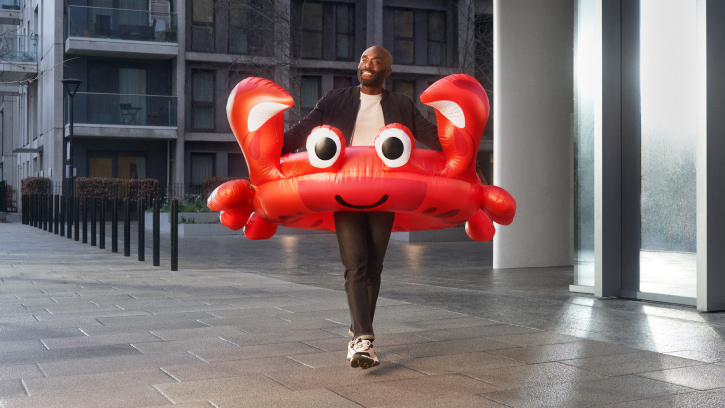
[493,0,573,268]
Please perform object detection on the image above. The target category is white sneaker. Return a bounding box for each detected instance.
[347,340,355,362]
[350,338,380,369]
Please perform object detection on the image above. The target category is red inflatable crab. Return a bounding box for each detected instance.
[207,74,516,241]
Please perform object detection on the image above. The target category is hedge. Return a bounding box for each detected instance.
[202,177,240,199]
[20,178,51,195]
[74,178,160,202]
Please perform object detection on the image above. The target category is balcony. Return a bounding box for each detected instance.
[0,34,38,96]
[0,0,20,25]
[65,92,177,139]
[65,6,178,59]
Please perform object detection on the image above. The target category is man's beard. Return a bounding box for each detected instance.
[357,68,386,87]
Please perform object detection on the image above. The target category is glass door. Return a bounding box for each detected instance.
[639,0,700,299]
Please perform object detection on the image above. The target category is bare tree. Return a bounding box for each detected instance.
[222,0,304,126]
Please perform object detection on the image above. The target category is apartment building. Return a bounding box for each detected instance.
[1,0,492,207]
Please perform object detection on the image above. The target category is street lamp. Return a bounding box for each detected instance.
[62,78,82,195]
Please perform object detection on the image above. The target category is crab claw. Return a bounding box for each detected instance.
[220,207,253,231]
[208,179,257,231]
[465,209,496,242]
[477,185,517,225]
[420,74,489,178]
[244,214,277,240]
[207,179,255,211]
[227,77,294,185]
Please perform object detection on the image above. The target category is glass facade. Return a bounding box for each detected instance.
[573,0,600,287]
[639,0,699,298]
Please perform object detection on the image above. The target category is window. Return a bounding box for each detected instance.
[387,7,448,66]
[300,76,320,118]
[298,1,355,61]
[228,153,248,178]
[88,152,147,179]
[393,80,415,101]
[191,0,214,52]
[393,9,414,64]
[229,0,268,55]
[192,70,215,130]
[300,2,323,59]
[335,3,354,60]
[427,11,446,66]
[190,153,215,194]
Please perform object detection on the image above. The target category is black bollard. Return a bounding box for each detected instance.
[124,198,130,257]
[42,194,47,231]
[112,197,118,253]
[48,194,53,233]
[54,195,59,234]
[74,196,80,241]
[138,198,145,261]
[82,197,88,244]
[66,196,72,240]
[100,198,106,249]
[153,199,160,266]
[59,196,65,237]
[33,194,37,228]
[47,195,53,233]
[171,199,178,271]
[91,198,96,246]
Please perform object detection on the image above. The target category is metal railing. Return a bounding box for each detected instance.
[65,5,177,43]
[0,34,38,63]
[65,92,177,127]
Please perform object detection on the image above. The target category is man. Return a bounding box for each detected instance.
[283,45,441,369]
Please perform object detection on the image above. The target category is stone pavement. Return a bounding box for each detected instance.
[3,218,725,407]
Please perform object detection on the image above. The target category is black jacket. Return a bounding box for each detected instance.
[282,86,442,155]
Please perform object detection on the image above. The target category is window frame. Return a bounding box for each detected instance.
[191,69,216,131]
[191,0,215,52]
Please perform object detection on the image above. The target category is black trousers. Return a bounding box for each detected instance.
[334,211,395,341]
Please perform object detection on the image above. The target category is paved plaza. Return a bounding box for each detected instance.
[3,217,725,407]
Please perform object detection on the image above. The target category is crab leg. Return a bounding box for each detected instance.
[465,209,496,242]
[477,185,517,226]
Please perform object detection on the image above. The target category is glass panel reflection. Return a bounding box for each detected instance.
[639,0,699,298]
[573,0,600,287]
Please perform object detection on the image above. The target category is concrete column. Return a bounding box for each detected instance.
[493,0,574,268]
[367,0,383,47]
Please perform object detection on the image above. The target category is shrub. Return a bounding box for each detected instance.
[75,178,160,202]
[21,177,51,195]
[202,177,240,200]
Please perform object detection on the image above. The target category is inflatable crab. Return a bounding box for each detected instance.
[207,74,516,241]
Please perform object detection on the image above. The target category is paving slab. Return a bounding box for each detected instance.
[330,373,503,406]
[482,375,691,408]
[5,218,725,406]
[210,389,361,408]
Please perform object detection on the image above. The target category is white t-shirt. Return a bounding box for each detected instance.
[351,91,385,146]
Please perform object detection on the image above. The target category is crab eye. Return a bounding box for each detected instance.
[375,127,413,167]
[306,126,344,168]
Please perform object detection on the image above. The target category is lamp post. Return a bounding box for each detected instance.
[62,78,82,196]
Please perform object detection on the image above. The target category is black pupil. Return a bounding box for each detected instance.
[382,137,405,160]
[315,137,337,161]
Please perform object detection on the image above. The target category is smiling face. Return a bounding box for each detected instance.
[357,46,392,93]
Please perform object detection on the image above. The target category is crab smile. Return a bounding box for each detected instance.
[335,194,389,209]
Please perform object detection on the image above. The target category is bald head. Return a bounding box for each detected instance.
[358,45,392,94]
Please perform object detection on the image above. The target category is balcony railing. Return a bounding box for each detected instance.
[66,92,177,127]
[65,5,177,43]
[0,34,38,63]
[0,0,20,10]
